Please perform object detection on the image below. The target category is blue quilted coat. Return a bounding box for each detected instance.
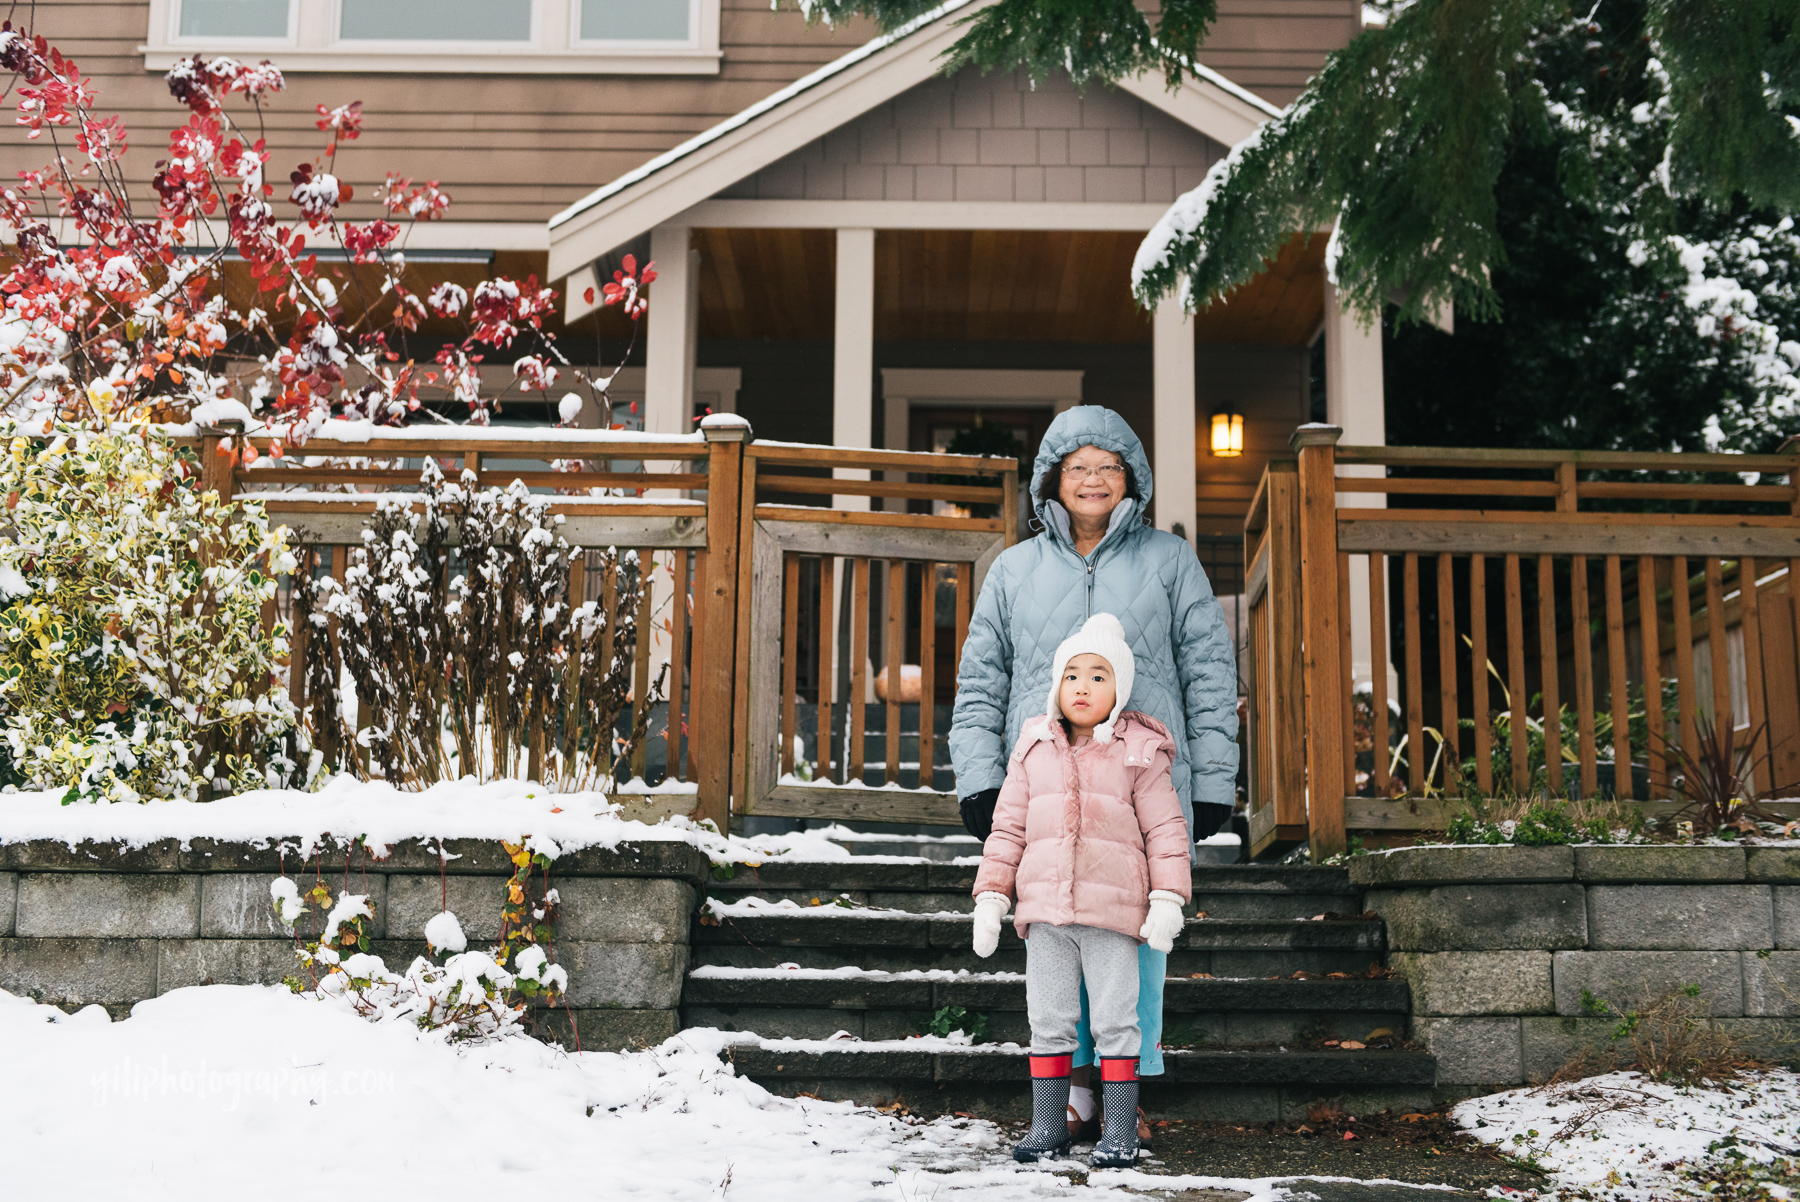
[948,406,1239,850]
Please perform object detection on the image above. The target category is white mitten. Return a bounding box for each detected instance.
[1139,891,1186,954]
[971,892,1010,958]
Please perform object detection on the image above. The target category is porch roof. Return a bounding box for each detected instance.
[544,1,1282,282]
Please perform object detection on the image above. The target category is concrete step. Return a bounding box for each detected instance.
[730,1043,1434,1086]
[682,964,1409,1044]
[705,861,1361,921]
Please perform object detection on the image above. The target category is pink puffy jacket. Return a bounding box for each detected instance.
[971,710,1193,942]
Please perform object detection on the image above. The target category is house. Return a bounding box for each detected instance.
[10,1,1383,590]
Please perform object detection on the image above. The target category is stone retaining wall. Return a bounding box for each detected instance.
[0,837,709,1049]
[1351,845,1800,1086]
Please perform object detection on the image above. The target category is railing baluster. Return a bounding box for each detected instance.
[1504,554,1529,794]
[687,549,707,785]
[848,556,870,786]
[1637,556,1665,795]
[1339,550,1355,796]
[886,559,905,786]
[1369,552,1391,796]
[1671,555,1697,763]
[1571,555,1598,799]
[1436,553,1459,788]
[1704,558,1731,737]
[815,556,835,784]
[781,552,800,779]
[1254,597,1273,813]
[1604,555,1632,798]
[1537,556,1564,795]
[1740,556,1768,791]
[668,549,689,781]
[288,547,312,715]
[1404,553,1424,792]
[1469,552,1491,796]
[918,561,937,789]
[954,562,972,679]
[631,548,654,781]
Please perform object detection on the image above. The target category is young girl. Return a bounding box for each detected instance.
[969,613,1192,1166]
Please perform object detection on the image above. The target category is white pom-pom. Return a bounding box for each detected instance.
[1084,613,1126,640]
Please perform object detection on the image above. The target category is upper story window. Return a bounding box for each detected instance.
[142,0,721,73]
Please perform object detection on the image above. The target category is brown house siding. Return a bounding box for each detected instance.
[3,2,1354,226]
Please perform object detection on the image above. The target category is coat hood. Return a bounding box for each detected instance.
[1029,406,1155,527]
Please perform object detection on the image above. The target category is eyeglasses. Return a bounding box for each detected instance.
[1061,463,1126,480]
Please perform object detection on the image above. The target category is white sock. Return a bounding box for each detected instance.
[1067,1085,1096,1122]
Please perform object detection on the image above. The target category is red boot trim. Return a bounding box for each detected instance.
[1029,1054,1073,1078]
[1099,1057,1139,1083]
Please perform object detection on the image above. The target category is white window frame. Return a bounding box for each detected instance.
[571,0,704,54]
[141,0,721,74]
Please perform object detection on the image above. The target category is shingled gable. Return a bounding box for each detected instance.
[544,0,1281,287]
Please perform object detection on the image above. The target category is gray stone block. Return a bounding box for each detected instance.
[1748,849,1800,883]
[15,873,200,938]
[1388,951,1554,1016]
[1520,1016,1627,1081]
[199,873,385,940]
[557,941,688,1009]
[537,1007,676,1051]
[1416,1016,1523,1085]
[385,874,506,942]
[1744,952,1800,1017]
[1553,950,1744,1015]
[1349,846,1573,888]
[2,839,181,872]
[1715,1017,1800,1061]
[1576,846,1746,882]
[1366,884,1586,951]
[0,872,14,937]
[1587,885,1773,950]
[0,937,157,1007]
[556,877,695,943]
[1777,888,1799,949]
[157,940,300,991]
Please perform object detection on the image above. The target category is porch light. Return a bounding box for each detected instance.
[1210,411,1244,457]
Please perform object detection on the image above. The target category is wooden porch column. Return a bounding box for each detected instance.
[695,418,751,832]
[645,224,698,439]
[832,228,876,512]
[1153,296,1198,545]
[1324,279,1392,701]
[1293,423,1347,862]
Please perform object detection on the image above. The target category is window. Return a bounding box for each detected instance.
[340,0,531,42]
[579,0,694,44]
[178,0,290,39]
[143,0,721,72]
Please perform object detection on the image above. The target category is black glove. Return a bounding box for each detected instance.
[959,788,1000,842]
[1192,802,1235,840]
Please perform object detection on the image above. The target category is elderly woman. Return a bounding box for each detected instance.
[949,404,1238,1139]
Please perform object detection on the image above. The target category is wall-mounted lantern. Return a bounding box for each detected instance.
[1210,411,1244,457]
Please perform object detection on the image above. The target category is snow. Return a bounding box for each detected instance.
[689,964,1025,983]
[423,909,467,954]
[258,419,707,446]
[2,981,1434,1200]
[1455,1070,1800,1201]
[706,896,972,920]
[0,775,902,865]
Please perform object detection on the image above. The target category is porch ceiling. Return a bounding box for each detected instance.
[691,228,1329,345]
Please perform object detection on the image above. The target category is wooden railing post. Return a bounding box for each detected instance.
[696,417,751,833]
[1292,424,1347,862]
[198,421,241,502]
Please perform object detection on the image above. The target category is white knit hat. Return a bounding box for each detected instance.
[1043,612,1135,742]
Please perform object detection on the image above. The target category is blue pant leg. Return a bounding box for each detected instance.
[1072,942,1167,1076]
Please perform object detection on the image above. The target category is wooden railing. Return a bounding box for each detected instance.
[185,421,1014,831]
[1246,428,1800,861]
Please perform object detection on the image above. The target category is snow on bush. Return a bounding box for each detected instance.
[0,427,298,802]
[424,909,467,954]
[301,462,662,788]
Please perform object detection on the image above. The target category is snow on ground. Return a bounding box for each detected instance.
[1455,1071,1800,1201]
[2,981,1412,1201]
[0,776,888,864]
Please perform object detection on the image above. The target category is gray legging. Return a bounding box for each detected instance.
[1024,923,1141,1061]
